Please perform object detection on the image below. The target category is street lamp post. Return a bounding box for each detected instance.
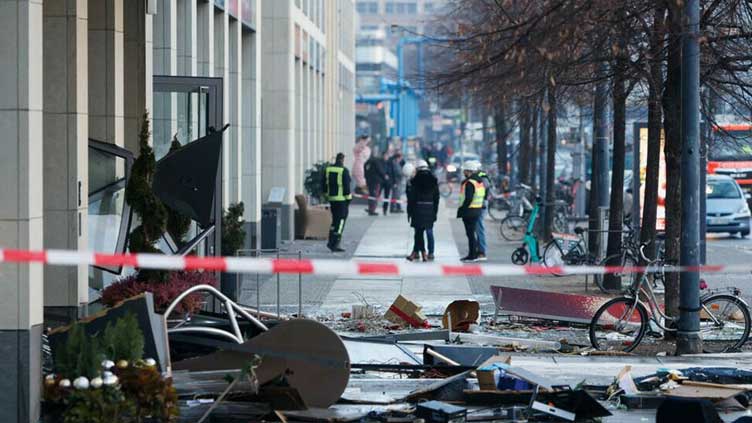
[677,0,703,354]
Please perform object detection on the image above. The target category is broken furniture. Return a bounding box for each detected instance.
[294,194,331,240]
[491,285,608,324]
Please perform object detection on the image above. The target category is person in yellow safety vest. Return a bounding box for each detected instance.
[457,160,486,262]
[474,162,491,261]
[322,153,352,252]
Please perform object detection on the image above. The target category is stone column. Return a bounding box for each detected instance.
[44,0,90,323]
[124,0,153,152]
[228,18,242,204]
[152,0,177,156]
[88,0,124,145]
[214,9,229,207]
[196,0,214,77]
[241,23,261,247]
[0,1,44,421]
[261,1,295,240]
[176,0,196,76]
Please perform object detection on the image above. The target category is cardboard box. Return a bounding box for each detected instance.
[384,295,428,328]
[477,369,499,391]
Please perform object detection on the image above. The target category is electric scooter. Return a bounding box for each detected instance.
[511,198,542,265]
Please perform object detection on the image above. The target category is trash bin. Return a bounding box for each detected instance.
[261,207,281,250]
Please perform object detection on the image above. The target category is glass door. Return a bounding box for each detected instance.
[153,76,224,258]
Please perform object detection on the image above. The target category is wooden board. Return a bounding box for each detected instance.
[172,319,350,408]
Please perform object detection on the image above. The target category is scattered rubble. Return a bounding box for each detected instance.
[45,289,752,422]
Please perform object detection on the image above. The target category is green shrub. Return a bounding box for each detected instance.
[304,161,328,204]
[222,202,246,256]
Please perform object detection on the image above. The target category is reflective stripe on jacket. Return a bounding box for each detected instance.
[325,166,352,202]
[459,179,486,209]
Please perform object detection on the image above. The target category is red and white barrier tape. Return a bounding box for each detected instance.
[0,247,744,277]
[351,193,407,204]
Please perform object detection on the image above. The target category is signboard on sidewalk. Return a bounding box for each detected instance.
[632,123,666,231]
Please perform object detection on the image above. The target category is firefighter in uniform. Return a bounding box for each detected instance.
[323,153,352,252]
[457,161,486,262]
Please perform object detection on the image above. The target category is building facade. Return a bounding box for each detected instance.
[262,0,356,240]
[0,1,354,421]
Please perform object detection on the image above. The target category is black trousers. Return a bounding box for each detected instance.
[367,182,380,213]
[413,227,426,253]
[382,183,391,213]
[328,201,349,247]
[462,216,480,257]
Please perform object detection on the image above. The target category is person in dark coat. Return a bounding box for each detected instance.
[387,152,405,213]
[364,152,388,216]
[406,160,440,261]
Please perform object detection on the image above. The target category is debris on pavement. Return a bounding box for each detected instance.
[385,294,430,328]
[442,299,480,332]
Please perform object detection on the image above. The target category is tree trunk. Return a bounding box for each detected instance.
[639,5,666,264]
[544,85,558,241]
[530,102,539,190]
[603,61,628,290]
[495,102,509,176]
[518,101,531,184]
[589,72,609,256]
[662,2,682,319]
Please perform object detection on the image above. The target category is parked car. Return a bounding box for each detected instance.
[706,175,751,237]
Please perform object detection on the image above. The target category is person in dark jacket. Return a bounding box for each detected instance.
[474,162,491,261]
[387,152,405,213]
[406,160,440,261]
[322,153,352,252]
[457,161,486,262]
[364,152,388,216]
[379,151,394,215]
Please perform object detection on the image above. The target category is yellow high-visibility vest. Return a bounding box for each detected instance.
[325,166,351,202]
[459,178,485,209]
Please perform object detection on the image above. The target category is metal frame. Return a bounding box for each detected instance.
[164,284,269,344]
[88,138,135,274]
[153,75,224,264]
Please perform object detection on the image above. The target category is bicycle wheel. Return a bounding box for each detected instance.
[499,216,527,241]
[487,199,506,221]
[593,254,637,294]
[439,182,452,198]
[590,297,648,352]
[700,294,751,353]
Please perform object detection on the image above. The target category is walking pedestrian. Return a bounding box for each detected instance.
[322,153,352,252]
[352,135,371,194]
[474,161,491,261]
[364,151,388,216]
[457,161,485,262]
[406,160,439,261]
[387,151,405,213]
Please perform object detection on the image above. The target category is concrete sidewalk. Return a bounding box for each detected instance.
[320,203,477,315]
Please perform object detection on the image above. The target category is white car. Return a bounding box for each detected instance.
[706,175,751,237]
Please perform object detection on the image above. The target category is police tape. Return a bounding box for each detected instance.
[0,247,743,277]
[351,193,407,204]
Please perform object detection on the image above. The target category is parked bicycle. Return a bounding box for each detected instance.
[488,184,534,221]
[589,245,751,353]
[498,193,566,242]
